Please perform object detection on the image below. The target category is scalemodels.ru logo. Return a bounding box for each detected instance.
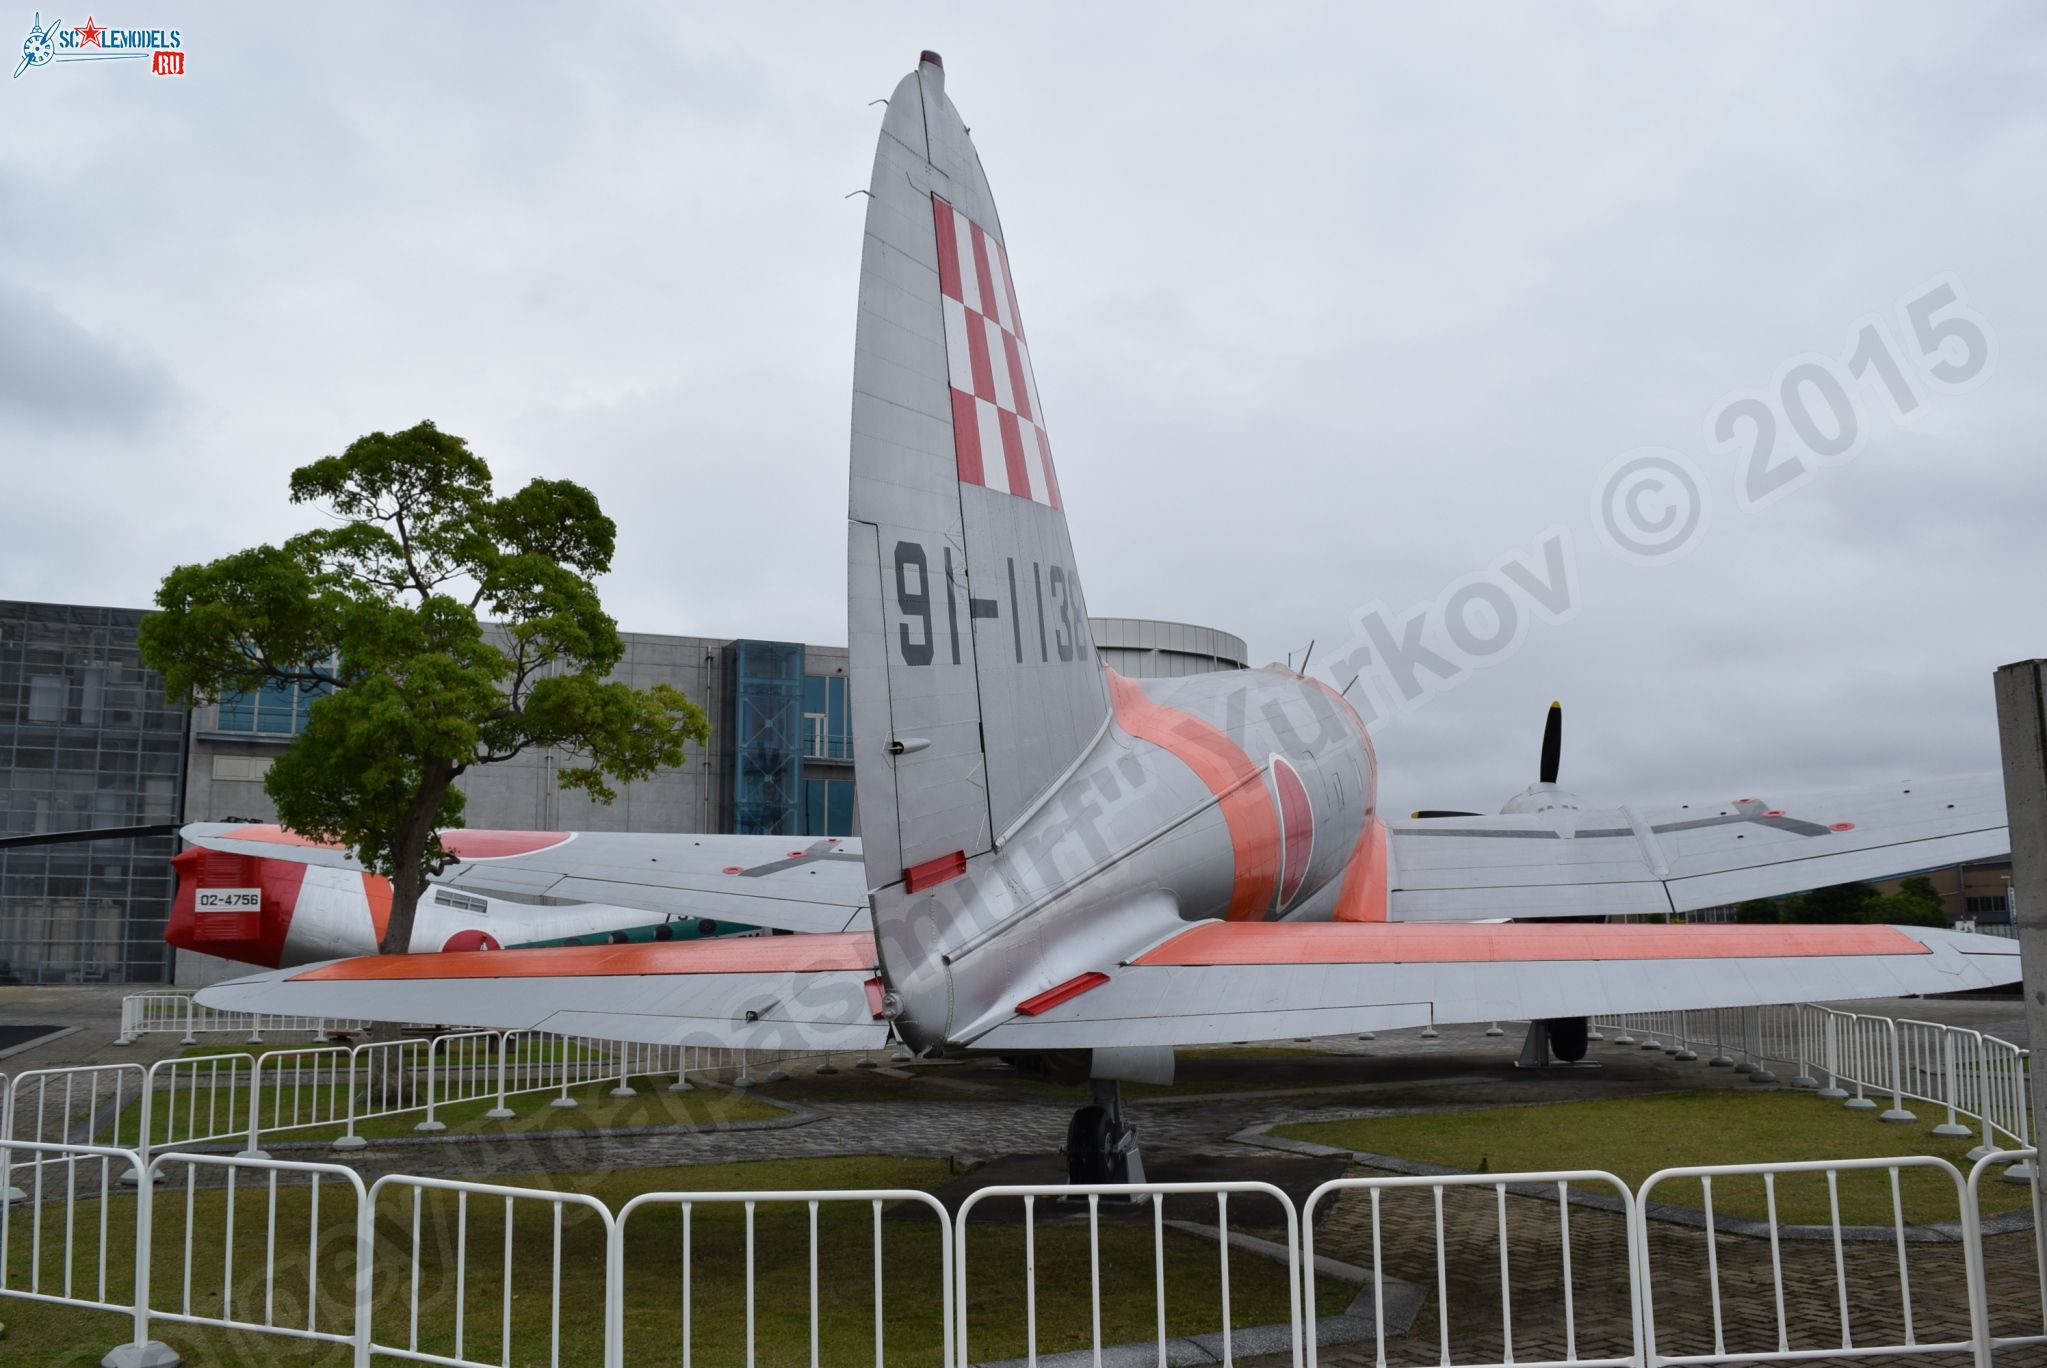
[15,11,184,78]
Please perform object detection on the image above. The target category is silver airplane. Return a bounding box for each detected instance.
[198,52,2019,1184]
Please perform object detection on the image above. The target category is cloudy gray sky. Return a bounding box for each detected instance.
[4,5,2042,816]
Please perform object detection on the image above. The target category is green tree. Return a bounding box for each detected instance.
[140,422,709,954]
[1733,898,1783,924]
[1867,875,1948,928]
[1798,881,1878,924]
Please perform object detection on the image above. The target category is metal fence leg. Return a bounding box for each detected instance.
[1933,1032,1973,1138]
[416,1040,447,1133]
[486,1032,517,1121]
[1879,1020,1916,1123]
[1743,1009,1777,1083]
[1672,1011,1698,1062]
[102,1149,180,1368]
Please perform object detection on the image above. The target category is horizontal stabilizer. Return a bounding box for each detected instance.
[970,919,2020,1049]
[194,932,890,1051]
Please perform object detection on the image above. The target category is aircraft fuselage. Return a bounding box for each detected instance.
[879,665,1383,1049]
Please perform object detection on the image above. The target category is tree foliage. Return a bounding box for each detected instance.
[1868,874,1948,928]
[1731,876,1949,928]
[141,422,710,953]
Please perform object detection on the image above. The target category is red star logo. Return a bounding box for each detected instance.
[75,16,103,46]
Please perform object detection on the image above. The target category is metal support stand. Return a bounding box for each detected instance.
[1511,1021,1600,1071]
[101,1342,181,1367]
[1995,663,2047,1235]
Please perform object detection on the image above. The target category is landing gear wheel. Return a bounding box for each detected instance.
[1545,1016,1590,1063]
[1065,1104,1117,1185]
[1065,1103,1142,1186]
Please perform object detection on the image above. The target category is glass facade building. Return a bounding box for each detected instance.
[721,640,806,836]
[0,602,185,984]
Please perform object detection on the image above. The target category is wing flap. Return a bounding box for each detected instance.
[969,920,2019,1049]
[193,933,889,1051]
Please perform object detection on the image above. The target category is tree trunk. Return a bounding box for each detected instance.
[376,765,457,954]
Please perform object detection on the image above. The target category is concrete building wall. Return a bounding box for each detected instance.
[1089,618,1248,678]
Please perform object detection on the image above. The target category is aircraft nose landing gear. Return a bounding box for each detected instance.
[1064,1080,1146,1187]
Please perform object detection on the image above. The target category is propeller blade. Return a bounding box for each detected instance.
[1539,700,1562,785]
[1410,810,1481,819]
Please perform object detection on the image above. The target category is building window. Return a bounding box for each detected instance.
[214,674,332,736]
[802,777,856,837]
[1966,894,2012,918]
[800,674,851,760]
[26,675,64,724]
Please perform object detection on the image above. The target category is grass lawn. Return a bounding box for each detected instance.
[1277,1089,2033,1227]
[0,1155,1338,1366]
[105,1074,784,1149]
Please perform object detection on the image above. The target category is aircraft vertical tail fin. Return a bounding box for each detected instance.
[846,54,1108,916]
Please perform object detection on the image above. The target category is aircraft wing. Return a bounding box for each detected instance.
[970,919,2022,1048]
[1384,774,2006,921]
[181,823,872,934]
[193,932,890,1051]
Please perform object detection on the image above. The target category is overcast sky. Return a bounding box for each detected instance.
[4,5,2043,815]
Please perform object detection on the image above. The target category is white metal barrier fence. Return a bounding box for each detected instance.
[7,1141,2047,1367]
[1593,1003,2033,1162]
[116,990,367,1045]
[615,1185,953,1367]
[955,1180,1298,1368]
[1304,1169,1639,1368]
[10,1029,833,1168]
[1636,1156,1979,1365]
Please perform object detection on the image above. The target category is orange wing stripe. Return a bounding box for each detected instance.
[1136,921,1929,967]
[291,931,877,981]
[216,825,571,860]
[1107,671,1280,921]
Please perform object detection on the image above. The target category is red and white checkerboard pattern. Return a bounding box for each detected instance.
[932,194,1062,509]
